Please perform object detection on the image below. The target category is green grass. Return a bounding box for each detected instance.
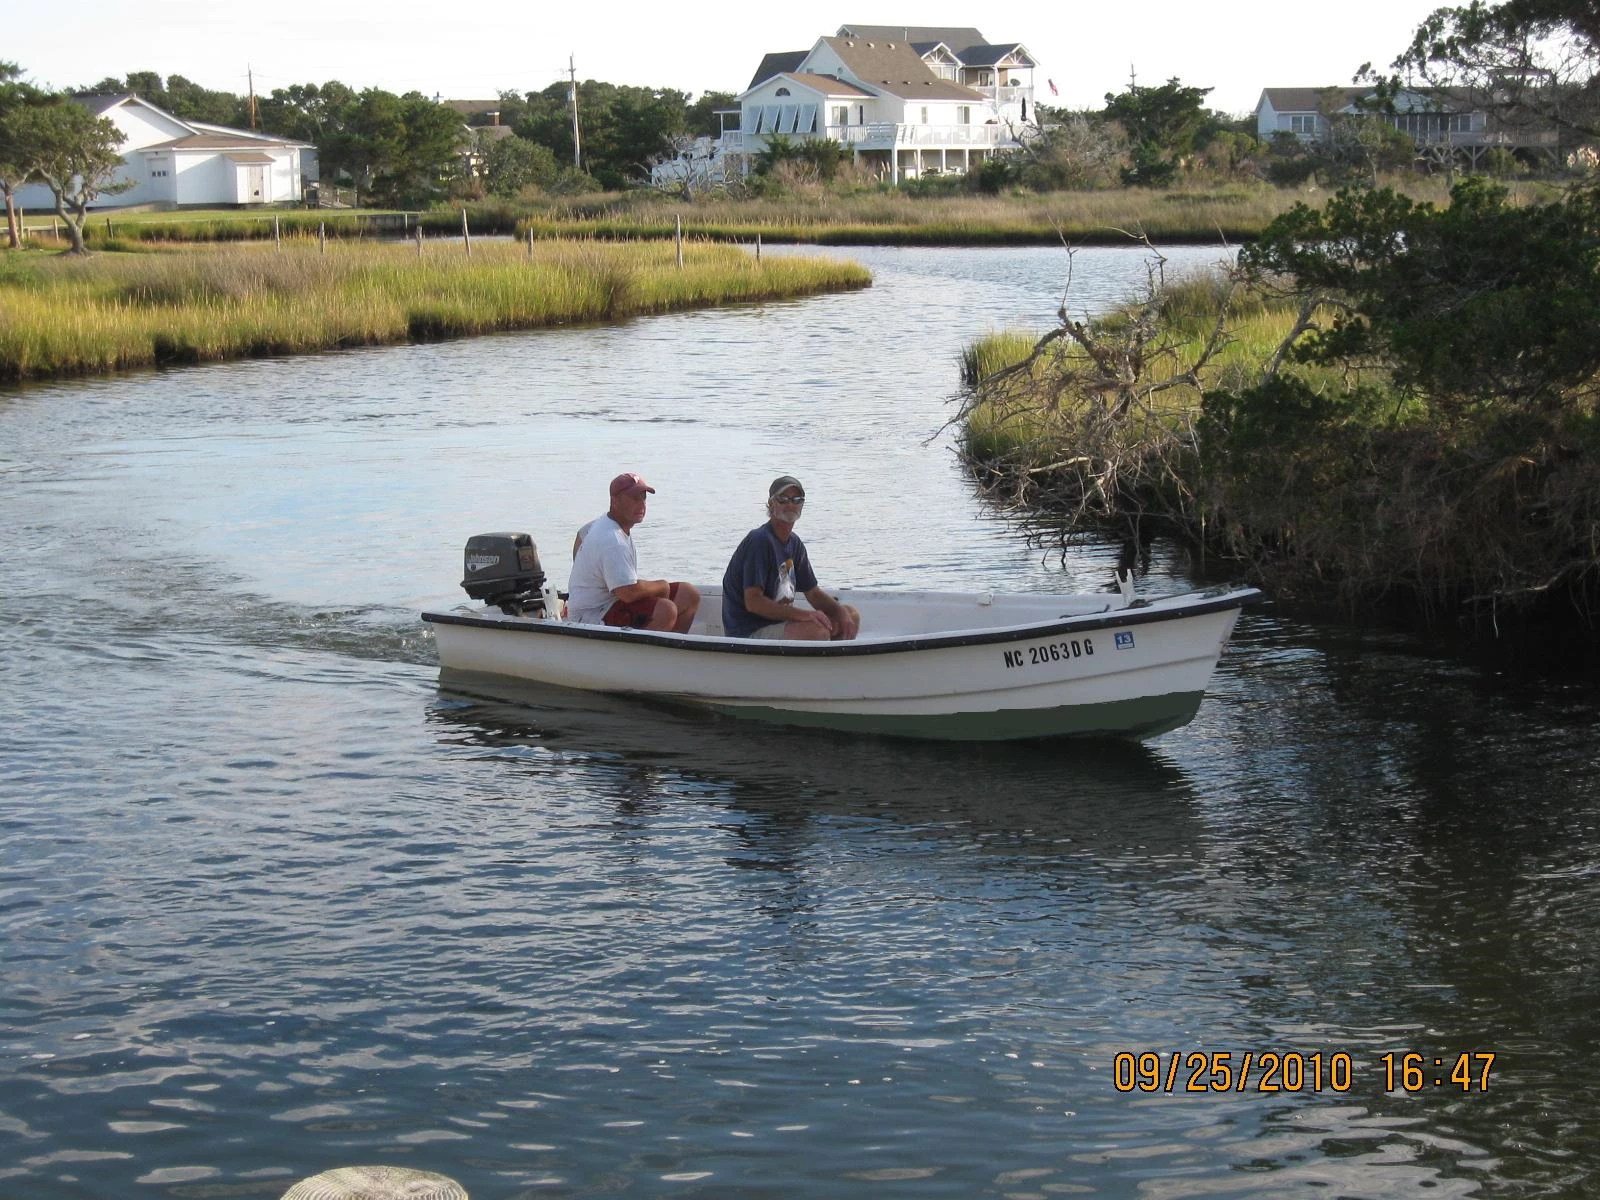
[23,177,1560,249]
[0,238,870,381]
[520,187,1307,245]
[957,272,1365,462]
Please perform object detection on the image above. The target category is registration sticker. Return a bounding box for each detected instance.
[1115,631,1135,649]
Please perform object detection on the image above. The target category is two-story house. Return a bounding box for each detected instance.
[705,24,1040,183]
[1255,86,1560,169]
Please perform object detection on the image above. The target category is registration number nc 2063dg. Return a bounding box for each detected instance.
[1002,636,1094,669]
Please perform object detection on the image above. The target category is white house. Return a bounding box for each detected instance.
[659,23,1042,186]
[14,94,311,211]
[1254,86,1559,167]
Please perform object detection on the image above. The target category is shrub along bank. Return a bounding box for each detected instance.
[958,181,1600,648]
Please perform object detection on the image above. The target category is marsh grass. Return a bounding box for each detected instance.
[522,188,1310,245]
[0,239,870,381]
[957,272,1346,464]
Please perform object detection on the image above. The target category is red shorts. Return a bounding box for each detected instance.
[603,582,684,628]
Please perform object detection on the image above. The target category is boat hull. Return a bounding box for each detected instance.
[422,586,1255,742]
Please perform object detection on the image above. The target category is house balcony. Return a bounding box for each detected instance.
[969,84,1033,108]
[826,123,1015,150]
[1419,127,1560,148]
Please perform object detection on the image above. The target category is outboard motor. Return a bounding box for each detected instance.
[461,533,549,616]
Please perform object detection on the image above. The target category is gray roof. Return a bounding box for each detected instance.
[67,93,135,114]
[821,37,986,100]
[749,50,808,90]
[957,42,1032,67]
[1258,86,1483,115]
[838,24,987,48]
[442,99,502,116]
[1257,87,1370,113]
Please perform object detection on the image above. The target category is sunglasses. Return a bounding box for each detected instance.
[773,494,806,505]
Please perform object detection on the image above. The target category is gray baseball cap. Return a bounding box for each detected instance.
[768,475,804,498]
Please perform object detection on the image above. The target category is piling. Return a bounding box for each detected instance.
[461,208,471,257]
[280,1165,467,1200]
[318,222,326,253]
[416,223,424,257]
[675,214,683,268]
[756,232,761,263]
[273,214,281,248]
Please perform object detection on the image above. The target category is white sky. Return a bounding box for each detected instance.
[11,0,1445,116]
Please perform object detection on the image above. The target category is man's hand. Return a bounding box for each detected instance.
[793,608,833,633]
[829,605,860,640]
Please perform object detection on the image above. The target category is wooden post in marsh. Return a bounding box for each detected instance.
[675,214,683,268]
[318,222,326,254]
[280,1165,467,1200]
[461,208,471,257]
[755,232,761,264]
[526,227,534,260]
[273,214,281,248]
[416,223,424,257]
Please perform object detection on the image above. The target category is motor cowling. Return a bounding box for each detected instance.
[461,533,548,616]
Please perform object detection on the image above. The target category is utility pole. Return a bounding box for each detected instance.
[248,65,258,129]
[568,54,581,169]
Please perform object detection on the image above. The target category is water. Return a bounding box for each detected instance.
[3,245,1599,1199]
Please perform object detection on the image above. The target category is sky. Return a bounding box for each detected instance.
[10,0,1450,116]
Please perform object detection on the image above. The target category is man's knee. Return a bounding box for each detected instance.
[648,598,679,630]
[674,581,701,612]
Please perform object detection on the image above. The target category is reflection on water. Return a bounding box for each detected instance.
[2,246,1599,1198]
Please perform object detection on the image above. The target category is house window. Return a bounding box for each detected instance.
[920,106,930,124]
[858,105,865,124]
[957,105,971,125]
[775,87,791,97]
[832,105,849,127]
[1289,113,1318,135]
[1449,112,1472,132]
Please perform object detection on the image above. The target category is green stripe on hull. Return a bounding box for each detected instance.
[701,692,1206,741]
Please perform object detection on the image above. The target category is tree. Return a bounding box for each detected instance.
[381,91,463,205]
[13,100,130,253]
[510,79,692,188]
[687,90,736,139]
[0,61,48,248]
[1014,114,1128,190]
[1388,0,1600,147]
[1318,95,1418,185]
[482,134,559,197]
[1102,77,1213,186]
[77,71,247,126]
[1242,177,1600,412]
[259,80,358,151]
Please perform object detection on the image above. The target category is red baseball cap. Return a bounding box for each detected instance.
[609,472,656,496]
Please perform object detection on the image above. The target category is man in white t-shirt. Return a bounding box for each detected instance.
[567,472,700,633]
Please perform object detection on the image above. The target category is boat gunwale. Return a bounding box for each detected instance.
[421,586,1263,658]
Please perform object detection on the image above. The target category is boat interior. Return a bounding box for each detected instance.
[451,585,1146,641]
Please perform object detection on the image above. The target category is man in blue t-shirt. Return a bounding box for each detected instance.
[721,475,861,641]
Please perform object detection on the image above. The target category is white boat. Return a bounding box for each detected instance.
[423,535,1259,741]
